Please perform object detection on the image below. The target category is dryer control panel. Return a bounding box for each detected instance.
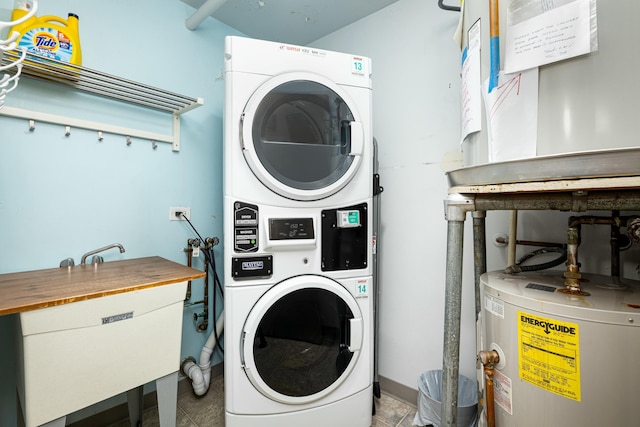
[234,201,258,252]
[268,218,315,240]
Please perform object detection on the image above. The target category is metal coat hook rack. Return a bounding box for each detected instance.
[0,50,203,150]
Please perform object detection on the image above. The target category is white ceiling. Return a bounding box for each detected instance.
[181,0,400,45]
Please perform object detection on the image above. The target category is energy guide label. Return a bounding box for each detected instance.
[518,311,581,401]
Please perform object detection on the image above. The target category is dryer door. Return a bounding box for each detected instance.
[241,72,365,201]
[241,275,364,404]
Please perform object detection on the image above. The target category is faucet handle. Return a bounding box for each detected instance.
[59,258,75,268]
[91,255,104,264]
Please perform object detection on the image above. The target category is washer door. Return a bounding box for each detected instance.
[241,72,365,201]
[241,275,363,404]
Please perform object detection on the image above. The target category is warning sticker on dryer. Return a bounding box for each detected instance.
[518,311,581,401]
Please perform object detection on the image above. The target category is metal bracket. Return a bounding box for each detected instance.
[572,190,588,212]
[444,193,476,221]
[373,173,384,196]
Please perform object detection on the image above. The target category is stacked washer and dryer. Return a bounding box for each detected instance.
[222,36,374,427]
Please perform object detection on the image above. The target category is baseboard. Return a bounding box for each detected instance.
[378,375,418,407]
[66,367,413,426]
[67,363,224,427]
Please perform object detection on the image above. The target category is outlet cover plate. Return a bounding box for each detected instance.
[170,207,191,221]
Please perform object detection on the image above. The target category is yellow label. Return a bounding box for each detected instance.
[517,311,580,401]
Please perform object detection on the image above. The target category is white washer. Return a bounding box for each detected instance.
[224,274,373,427]
[223,36,374,427]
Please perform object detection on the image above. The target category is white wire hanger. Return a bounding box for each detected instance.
[0,0,38,109]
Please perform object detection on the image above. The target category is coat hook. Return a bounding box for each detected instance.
[98,131,103,141]
[29,119,35,131]
[65,125,71,136]
[126,135,132,146]
[151,140,157,150]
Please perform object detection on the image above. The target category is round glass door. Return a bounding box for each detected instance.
[241,275,363,404]
[241,73,364,201]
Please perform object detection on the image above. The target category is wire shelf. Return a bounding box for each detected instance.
[0,50,204,151]
[1,50,203,115]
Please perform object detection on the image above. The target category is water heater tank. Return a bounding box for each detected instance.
[479,270,640,426]
[462,0,640,166]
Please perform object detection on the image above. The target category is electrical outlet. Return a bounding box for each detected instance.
[170,207,191,221]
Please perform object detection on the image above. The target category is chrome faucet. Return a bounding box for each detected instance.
[80,243,125,265]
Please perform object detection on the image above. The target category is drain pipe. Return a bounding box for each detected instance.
[478,350,500,427]
[185,0,228,30]
[181,312,224,396]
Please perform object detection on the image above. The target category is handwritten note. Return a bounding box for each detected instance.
[504,0,591,73]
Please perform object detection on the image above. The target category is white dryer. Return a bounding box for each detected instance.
[223,36,374,427]
[223,35,373,206]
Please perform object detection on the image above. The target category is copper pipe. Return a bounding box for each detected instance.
[489,0,499,38]
[478,350,500,427]
[185,244,193,300]
[198,259,209,332]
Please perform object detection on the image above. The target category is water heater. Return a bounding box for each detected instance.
[462,0,640,166]
[479,270,640,426]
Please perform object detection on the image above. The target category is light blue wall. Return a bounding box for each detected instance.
[0,0,242,423]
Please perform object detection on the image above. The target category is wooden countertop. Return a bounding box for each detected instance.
[0,256,206,316]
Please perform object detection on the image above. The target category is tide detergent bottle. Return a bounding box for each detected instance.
[9,0,82,66]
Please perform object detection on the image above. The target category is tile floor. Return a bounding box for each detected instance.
[107,376,420,427]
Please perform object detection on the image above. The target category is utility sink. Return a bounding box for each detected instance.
[0,257,205,427]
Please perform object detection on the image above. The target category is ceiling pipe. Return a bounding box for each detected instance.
[185,0,228,30]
